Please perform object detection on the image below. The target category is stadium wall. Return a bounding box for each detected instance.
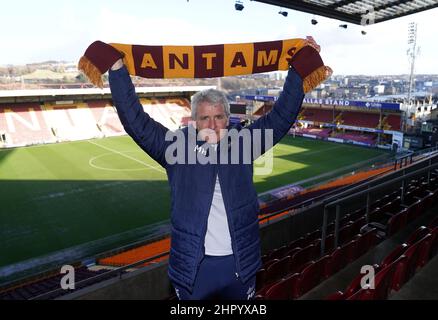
[60,261,171,300]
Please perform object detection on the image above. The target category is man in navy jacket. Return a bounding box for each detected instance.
[107,39,322,299]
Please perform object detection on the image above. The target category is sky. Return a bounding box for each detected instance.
[0,0,437,75]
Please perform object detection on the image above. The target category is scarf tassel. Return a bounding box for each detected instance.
[78,55,104,88]
[302,65,333,94]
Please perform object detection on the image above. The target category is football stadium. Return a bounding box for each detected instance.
[1,1,438,302]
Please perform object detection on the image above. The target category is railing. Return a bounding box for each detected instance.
[320,153,438,255]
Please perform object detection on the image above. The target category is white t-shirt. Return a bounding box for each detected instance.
[204,175,233,255]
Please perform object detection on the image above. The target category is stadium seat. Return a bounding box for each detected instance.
[381,243,408,268]
[368,206,386,223]
[326,263,381,300]
[402,198,422,222]
[324,233,335,253]
[387,209,408,236]
[268,245,289,260]
[287,237,306,250]
[355,228,377,257]
[266,256,291,284]
[429,227,438,259]
[256,268,266,291]
[296,255,331,297]
[343,238,359,264]
[338,223,354,245]
[265,273,300,300]
[349,207,366,221]
[350,216,367,236]
[350,262,396,300]
[324,245,348,277]
[263,258,279,271]
[416,234,434,268]
[406,226,430,245]
[369,207,408,238]
[429,216,438,229]
[391,241,421,291]
[381,196,402,215]
[290,244,317,274]
[284,247,302,260]
[306,229,321,242]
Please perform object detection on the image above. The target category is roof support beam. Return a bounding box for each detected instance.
[252,0,438,25]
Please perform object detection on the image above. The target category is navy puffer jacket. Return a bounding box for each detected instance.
[109,66,304,292]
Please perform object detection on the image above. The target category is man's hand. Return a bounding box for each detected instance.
[78,40,124,88]
[111,59,124,71]
[305,36,320,52]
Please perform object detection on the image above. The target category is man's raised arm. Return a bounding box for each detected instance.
[109,59,170,168]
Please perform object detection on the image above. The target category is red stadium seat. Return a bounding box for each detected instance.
[406,226,430,245]
[338,223,354,245]
[287,237,306,250]
[265,273,300,300]
[284,247,302,260]
[324,245,348,277]
[416,234,434,268]
[391,242,421,291]
[296,255,331,297]
[268,245,289,260]
[324,233,335,253]
[350,262,396,300]
[290,244,317,274]
[381,243,408,268]
[306,229,321,242]
[327,263,381,300]
[266,256,291,284]
[404,198,423,222]
[350,216,367,236]
[428,216,438,229]
[256,268,266,291]
[343,238,359,264]
[429,227,438,259]
[262,258,279,272]
[356,227,378,257]
[369,208,408,238]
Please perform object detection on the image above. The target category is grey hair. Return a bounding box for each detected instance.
[191,89,230,120]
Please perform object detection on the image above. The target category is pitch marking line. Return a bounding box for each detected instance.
[87,140,166,174]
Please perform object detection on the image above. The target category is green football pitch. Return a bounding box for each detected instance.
[0,135,387,267]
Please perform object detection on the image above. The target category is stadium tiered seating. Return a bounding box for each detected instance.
[333,132,376,145]
[340,111,380,128]
[0,104,55,146]
[140,98,191,131]
[255,217,378,299]
[385,114,402,131]
[293,126,332,138]
[301,108,338,123]
[87,100,126,136]
[255,171,438,300]
[43,103,103,141]
[0,266,124,300]
[0,97,192,147]
[325,216,438,300]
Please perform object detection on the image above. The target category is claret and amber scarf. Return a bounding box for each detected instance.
[79,38,331,92]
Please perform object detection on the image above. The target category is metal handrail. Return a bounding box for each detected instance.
[320,154,438,255]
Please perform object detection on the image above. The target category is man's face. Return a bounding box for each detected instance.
[195,102,229,143]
